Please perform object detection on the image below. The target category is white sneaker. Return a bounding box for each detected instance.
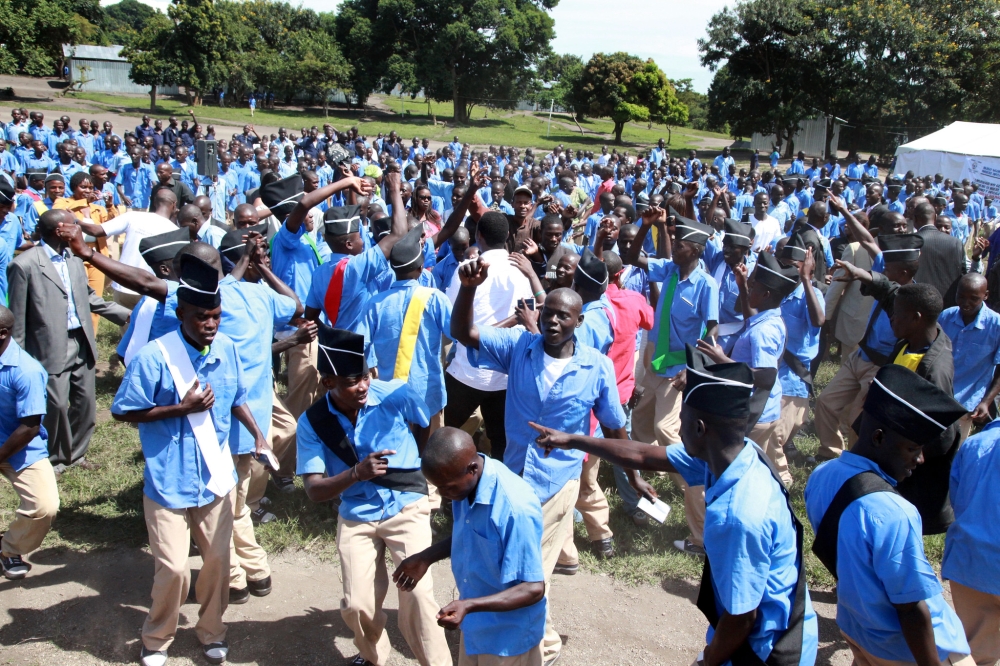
[139,646,168,666]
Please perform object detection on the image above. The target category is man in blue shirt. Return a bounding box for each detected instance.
[938,273,1000,442]
[0,304,57,581]
[773,238,825,467]
[533,347,819,666]
[943,417,1000,666]
[624,207,719,556]
[116,147,155,210]
[697,250,798,486]
[805,364,970,666]
[112,254,269,666]
[295,326,451,666]
[450,267,627,664]
[393,427,546,665]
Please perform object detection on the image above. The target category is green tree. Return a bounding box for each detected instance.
[534,52,583,113]
[165,0,225,105]
[572,52,688,144]
[699,0,816,156]
[373,0,558,124]
[103,0,160,45]
[330,0,396,108]
[284,30,352,116]
[120,12,177,110]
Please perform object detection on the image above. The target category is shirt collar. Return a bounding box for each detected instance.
[471,454,498,506]
[834,451,898,487]
[967,305,989,330]
[706,440,757,503]
[0,339,22,367]
[390,279,418,289]
[40,240,68,261]
[747,306,781,326]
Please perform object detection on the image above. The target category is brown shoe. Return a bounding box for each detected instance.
[73,459,101,471]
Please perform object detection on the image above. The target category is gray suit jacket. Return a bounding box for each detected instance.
[8,245,130,374]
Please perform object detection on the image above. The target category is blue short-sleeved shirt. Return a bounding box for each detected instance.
[116,163,154,209]
[943,420,1000,595]
[218,277,296,454]
[706,252,758,350]
[295,380,430,522]
[646,259,719,378]
[859,263,897,364]
[576,296,614,354]
[469,328,625,503]
[271,222,322,304]
[804,453,970,661]
[359,280,453,414]
[939,305,1000,411]
[432,251,459,292]
[668,442,818,666]
[112,332,246,509]
[306,246,390,332]
[779,283,824,399]
[730,308,785,423]
[452,455,546,656]
[0,341,49,473]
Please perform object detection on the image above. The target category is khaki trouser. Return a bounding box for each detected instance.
[336,497,450,666]
[284,339,323,419]
[749,418,792,487]
[958,415,975,444]
[459,634,543,666]
[951,580,1000,666]
[842,630,975,666]
[230,454,270,589]
[0,458,59,556]
[776,395,811,452]
[539,479,580,662]
[142,493,232,651]
[814,349,878,460]
[558,454,612,566]
[247,390,299,512]
[632,370,705,546]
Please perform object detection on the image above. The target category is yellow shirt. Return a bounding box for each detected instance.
[892,343,926,372]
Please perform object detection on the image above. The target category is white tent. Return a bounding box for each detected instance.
[894,121,1000,198]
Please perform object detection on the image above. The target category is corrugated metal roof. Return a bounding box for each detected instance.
[62,44,127,62]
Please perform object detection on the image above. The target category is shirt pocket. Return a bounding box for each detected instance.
[469,527,502,583]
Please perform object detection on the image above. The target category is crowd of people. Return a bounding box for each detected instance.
[0,105,999,666]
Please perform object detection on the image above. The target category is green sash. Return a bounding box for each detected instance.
[302,232,324,265]
[650,273,688,373]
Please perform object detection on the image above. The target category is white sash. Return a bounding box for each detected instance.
[123,296,158,366]
[155,330,237,498]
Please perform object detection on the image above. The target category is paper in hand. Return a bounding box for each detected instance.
[254,448,280,472]
[637,496,671,524]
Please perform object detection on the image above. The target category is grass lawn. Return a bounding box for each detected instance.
[54,92,723,153]
[0,319,941,589]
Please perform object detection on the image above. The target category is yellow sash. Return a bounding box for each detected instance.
[393,287,434,382]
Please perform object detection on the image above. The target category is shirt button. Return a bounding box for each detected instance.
[465,519,469,523]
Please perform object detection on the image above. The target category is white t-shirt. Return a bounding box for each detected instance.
[446,248,534,391]
[751,214,783,253]
[101,211,178,294]
[539,353,572,402]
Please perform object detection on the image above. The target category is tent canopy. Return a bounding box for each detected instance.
[894,121,1000,181]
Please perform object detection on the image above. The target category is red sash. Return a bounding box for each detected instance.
[323,257,350,326]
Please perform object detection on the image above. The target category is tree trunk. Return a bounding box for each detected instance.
[666,126,672,145]
[149,85,157,111]
[323,93,329,117]
[453,92,470,124]
[613,121,624,144]
[824,116,836,160]
[184,86,193,106]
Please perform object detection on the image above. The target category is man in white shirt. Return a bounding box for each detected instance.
[750,190,782,252]
[77,188,179,312]
[444,211,533,461]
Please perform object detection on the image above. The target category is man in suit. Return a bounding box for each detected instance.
[8,209,130,473]
[914,200,966,308]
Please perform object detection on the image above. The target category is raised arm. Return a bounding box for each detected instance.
[377,169,409,259]
[431,166,486,249]
[830,195,879,259]
[450,258,489,349]
[627,207,660,270]
[56,222,168,301]
[798,251,825,327]
[284,174,372,234]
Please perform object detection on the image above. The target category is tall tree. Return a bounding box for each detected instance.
[699,0,816,156]
[572,52,688,144]
[165,0,225,105]
[284,29,352,116]
[376,0,558,124]
[330,0,396,108]
[120,12,177,110]
[534,52,583,113]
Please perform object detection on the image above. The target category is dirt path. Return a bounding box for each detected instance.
[0,548,852,665]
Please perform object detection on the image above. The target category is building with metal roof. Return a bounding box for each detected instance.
[62,44,180,96]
